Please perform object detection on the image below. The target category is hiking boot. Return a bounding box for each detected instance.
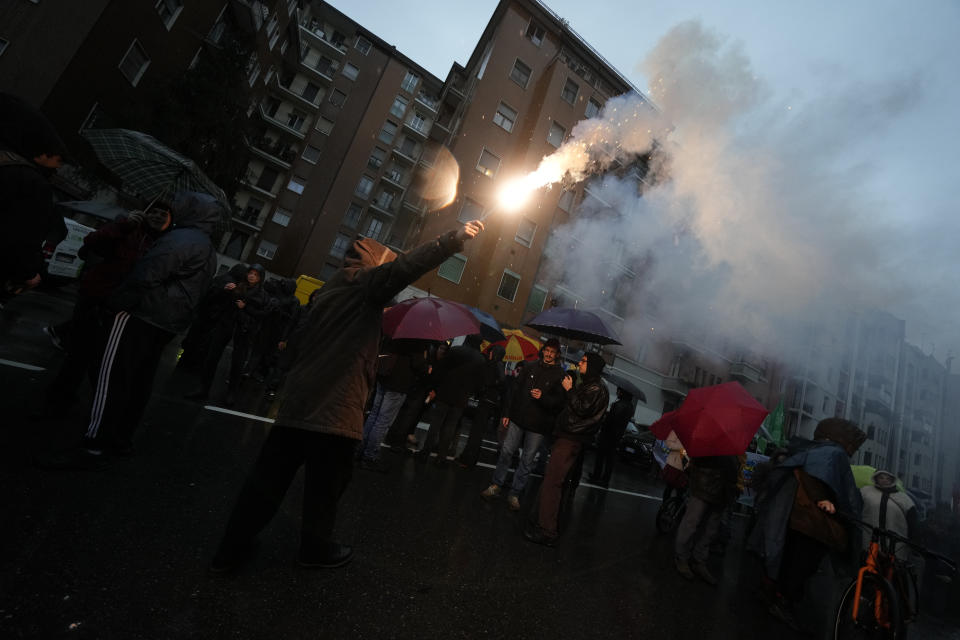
[507,495,521,511]
[691,561,719,586]
[480,484,501,500]
[299,543,353,569]
[675,557,695,580]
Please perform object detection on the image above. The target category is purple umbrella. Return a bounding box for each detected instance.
[525,307,622,345]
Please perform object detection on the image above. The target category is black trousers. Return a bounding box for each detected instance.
[384,386,428,447]
[47,295,105,401]
[778,528,830,602]
[459,399,499,465]
[217,426,356,554]
[420,401,463,458]
[84,312,173,451]
[199,324,254,393]
[591,439,619,484]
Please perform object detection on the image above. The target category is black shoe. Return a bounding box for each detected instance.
[210,539,259,574]
[35,447,111,471]
[299,543,353,569]
[523,527,558,547]
[359,458,389,474]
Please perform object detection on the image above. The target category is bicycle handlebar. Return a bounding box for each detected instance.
[837,512,958,575]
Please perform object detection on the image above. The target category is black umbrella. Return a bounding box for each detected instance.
[525,307,622,345]
[467,306,506,342]
[602,371,647,403]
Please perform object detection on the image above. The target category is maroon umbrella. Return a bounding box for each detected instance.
[382,297,480,341]
[525,307,621,345]
[650,382,769,457]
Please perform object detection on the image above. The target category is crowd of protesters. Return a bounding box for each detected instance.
[3,90,949,633]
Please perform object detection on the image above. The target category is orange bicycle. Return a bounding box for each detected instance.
[834,515,956,639]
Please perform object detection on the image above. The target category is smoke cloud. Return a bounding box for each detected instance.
[531,20,950,364]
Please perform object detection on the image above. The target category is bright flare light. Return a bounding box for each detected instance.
[497,177,537,212]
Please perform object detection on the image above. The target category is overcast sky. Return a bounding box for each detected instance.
[327,0,960,359]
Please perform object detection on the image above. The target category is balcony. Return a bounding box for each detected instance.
[415,92,439,114]
[381,171,405,190]
[391,147,417,165]
[299,60,335,84]
[369,197,397,217]
[258,104,307,139]
[403,120,430,140]
[299,19,346,56]
[660,376,690,398]
[246,138,295,170]
[269,75,321,110]
[239,179,278,200]
[232,207,264,231]
[729,361,766,384]
[428,119,450,143]
[442,82,465,107]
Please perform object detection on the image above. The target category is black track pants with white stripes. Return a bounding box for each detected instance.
[85,312,174,452]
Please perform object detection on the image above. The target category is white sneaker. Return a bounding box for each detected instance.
[480,484,501,500]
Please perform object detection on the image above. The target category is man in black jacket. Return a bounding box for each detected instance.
[589,387,634,486]
[481,338,565,511]
[457,343,507,468]
[526,353,609,545]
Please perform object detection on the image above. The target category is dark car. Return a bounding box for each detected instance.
[617,423,656,469]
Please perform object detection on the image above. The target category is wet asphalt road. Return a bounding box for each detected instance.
[1,288,958,640]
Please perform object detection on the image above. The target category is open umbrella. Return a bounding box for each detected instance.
[601,371,647,403]
[382,297,480,341]
[526,307,622,345]
[467,306,505,342]
[650,382,769,457]
[82,128,228,204]
[484,328,541,362]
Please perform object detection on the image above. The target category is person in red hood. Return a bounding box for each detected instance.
[211,219,484,572]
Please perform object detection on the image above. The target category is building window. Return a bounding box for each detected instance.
[355,175,374,198]
[525,22,545,47]
[363,217,385,241]
[342,63,359,81]
[301,82,321,104]
[401,71,419,93]
[367,147,386,170]
[458,198,484,223]
[287,175,307,194]
[331,232,352,258]
[286,110,306,131]
[510,59,531,89]
[409,111,428,132]
[561,78,579,105]
[355,36,372,55]
[315,55,337,77]
[256,240,278,260]
[493,102,517,133]
[272,208,292,227]
[398,136,417,157]
[515,217,537,247]
[119,39,151,87]
[329,89,347,107]
[379,120,398,144]
[557,190,574,212]
[526,285,548,313]
[390,95,408,118]
[585,97,602,118]
[302,145,321,163]
[476,148,500,178]
[316,116,334,135]
[547,121,566,147]
[223,231,249,260]
[497,270,521,302]
[155,0,183,29]
[343,203,362,228]
[437,254,467,283]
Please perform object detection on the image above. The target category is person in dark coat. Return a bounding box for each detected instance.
[457,343,507,468]
[588,387,634,486]
[525,353,609,545]
[748,417,866,629]
[187,263,270,404]
[481,338,565,511]
[383,342,442,451]
[211,220,484,572]
[41,192,223,467]
[251,278,301,387]
[177,262,249,372]
[416,335,486,467]
[45,205,172,405]
[674,455,742,584]
[0,92,68,297]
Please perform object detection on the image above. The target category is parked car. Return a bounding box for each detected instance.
[617,423,657,469]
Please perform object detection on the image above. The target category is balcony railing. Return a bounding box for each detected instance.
[381,171,405,189]
[369,199,397,217]
[391,147,417,165]
[258,104,307,139]
[269,75,321,110]
[247,138,295,169]
[729,361,766,384]
[415,92,439,113]
[298,19,347,55]
[239,179,278,200]
[233,206,264,230]
[403,119,429,139]
[299,60,335,83]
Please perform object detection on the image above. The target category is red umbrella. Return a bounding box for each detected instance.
[382,297,480,341]
[650,382,769,457]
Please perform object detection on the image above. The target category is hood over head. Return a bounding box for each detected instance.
[583,353,607,381]
[872,470,899,490]
[171,191,227,237]
[814,418,867,456]
[0,92,67,161]
[489,344,507,362]
[227,263,249,279]
[343,236,397,271]
[248,263,266,278]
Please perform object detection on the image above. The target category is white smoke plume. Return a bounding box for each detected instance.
[528,19,950,363]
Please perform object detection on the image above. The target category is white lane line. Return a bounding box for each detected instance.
[0,358,45,371]
[203,405,275,423]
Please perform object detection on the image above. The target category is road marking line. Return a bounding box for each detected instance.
[203,405,275,423]
[0,358,45,371]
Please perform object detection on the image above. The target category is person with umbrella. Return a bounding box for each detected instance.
[525,353,609,546]
[457,343,508,468]
[210,219,484,572]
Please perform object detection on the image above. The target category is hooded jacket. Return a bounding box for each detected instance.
[108,191,222,333]
[554,353,610,442]
[275,231,464,440]
[0,92,68,285]
[431,342,486,408]
[232,263,269,333]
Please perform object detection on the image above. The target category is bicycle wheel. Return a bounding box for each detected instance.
[655,496,685,534]
[834,573,903,640]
